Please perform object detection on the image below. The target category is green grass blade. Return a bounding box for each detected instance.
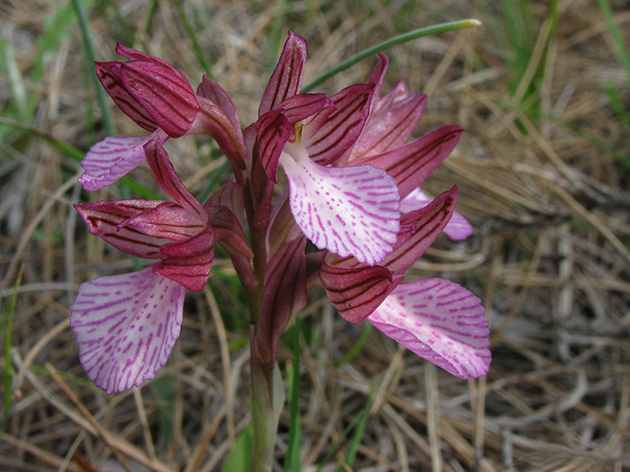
[2,266,24,430]
[71,0,116,137]
[268,0,289,74]
[283,315,301,472]
[175,0,212,76]
[334,322,373,367]
[301,19,481,93]
[0,39,27,116]
[315,385,376,472]
[343,385,375,470]
[597,0,630,80]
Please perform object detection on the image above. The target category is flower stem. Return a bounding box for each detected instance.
[250,331,284,472]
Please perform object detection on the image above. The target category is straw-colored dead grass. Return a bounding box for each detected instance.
[1,0,629,470]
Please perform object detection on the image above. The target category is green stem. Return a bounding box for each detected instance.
[250,339,277,472]
[301,19,481,93]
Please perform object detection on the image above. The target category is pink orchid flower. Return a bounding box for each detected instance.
[71,33,490,395]
[71,137,216,394]
[79,44,247,191]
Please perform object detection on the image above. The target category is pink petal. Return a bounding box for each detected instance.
[401,188,473,241]
[369,279,491,379]
[281,142,400,265]
[75,200,166,258]
[78,133,164,191]
[70,268,185,394]
[259,32,307,116]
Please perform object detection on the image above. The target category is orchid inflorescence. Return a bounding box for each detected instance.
[70,32,491,397]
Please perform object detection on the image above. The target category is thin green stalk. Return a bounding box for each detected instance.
[597,0,630,80]
[71,0,116,136]
[284,316,301,472]
[301,19,481,93]
[2,266,24,430]
[175,0,212,76]
[344,386,375,469]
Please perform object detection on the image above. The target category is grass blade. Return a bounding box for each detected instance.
[301,19,481,93]
[596,0,630,80]
[2,265,24,430]
[71,0,116,136]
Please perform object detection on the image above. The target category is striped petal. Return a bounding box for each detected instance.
[369,278,491,379]
[78,133,164,191]
[70,268,185,394]
[401,188,473,241]
[281,141,400,265]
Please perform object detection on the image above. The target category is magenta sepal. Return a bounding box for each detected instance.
[319,263,404,323]
[70,267,186,394]
[368,278,491,378]
[278,93,330,125]
[401,188,473,241]
[206,205,256,291]
[196,75,246,169]
[96,43,200,138]
[256,111,292,184]
[143,138,209,223]
[155,225,215,292]
[345,90,427,162]
[256,235,307,366]
[318,187,457,323]
[301,84,374,165]
[75,200,166,259]
[350,125,464,200]
[382,186,458,274]
[259,32,307,116]
[204,180,246,229]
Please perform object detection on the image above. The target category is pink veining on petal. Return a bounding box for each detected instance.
[401,187,473,241]
[280,141,400,265]
[78,132,165,191]
[368,278,491,379]
[70,268,185,394]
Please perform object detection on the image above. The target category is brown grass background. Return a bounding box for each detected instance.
[1,0,629,471]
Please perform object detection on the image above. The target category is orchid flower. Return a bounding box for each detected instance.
[79,44,247,191]
[71,137,217,394]
[71,32,490,400]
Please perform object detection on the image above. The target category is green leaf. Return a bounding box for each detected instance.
[301,19,481,93]
[223,427,253,472]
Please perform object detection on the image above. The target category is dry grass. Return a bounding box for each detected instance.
[1,0,630,470]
